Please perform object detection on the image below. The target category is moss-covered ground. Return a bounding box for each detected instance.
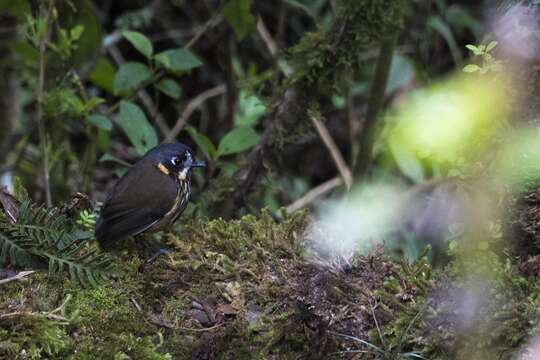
[2,209,540,359]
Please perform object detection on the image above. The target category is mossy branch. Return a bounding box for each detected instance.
[231,0,408,208]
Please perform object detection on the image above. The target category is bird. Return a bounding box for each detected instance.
[95,143,205,250]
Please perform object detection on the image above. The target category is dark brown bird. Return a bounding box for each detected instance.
[95,143,205,249]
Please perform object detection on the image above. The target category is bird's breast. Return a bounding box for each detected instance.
[149,180,190,231]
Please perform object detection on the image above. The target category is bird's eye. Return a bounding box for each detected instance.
[171,156,180,166]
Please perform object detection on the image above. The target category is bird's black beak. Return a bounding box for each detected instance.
[190,159,206,168]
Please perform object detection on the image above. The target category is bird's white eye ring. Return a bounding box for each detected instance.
[171,156,180,166]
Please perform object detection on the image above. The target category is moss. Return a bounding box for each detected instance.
[288,0,409,90]
[371,238,540,359]
[0,315,72,359]
[2,211,539,358]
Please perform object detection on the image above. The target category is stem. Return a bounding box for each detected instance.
[353,33,399,180]
[36,1,55,207]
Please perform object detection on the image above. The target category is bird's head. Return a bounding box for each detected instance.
[147,143,206,181]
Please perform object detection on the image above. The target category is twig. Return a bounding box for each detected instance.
[370,302,386,350]
[310,115,353,189]
[353,33,399,179]
[36,0,55,207]
[257,17,278,57]
[164,85,227,143]
[177,323,224,332]
[286,176,343,213]
[107,45,171,137]
[257,17,293,77]
[0,311,68,323]
[185,13,223,50]
[0,270,35,285]
[47,294,71,317]
[130,297,142,312]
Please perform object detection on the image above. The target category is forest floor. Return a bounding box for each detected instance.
[2,202,540,359]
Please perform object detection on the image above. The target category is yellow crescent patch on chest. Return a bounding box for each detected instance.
[157,162,170,175]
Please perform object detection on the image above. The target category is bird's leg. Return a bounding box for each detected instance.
[146,247,172,264]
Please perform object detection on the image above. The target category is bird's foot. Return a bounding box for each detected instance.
[146,247,172,264]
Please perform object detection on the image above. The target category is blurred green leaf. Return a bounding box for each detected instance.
[486,41,498,52]
[0,0,30,21]
[70,25,84,40]
[463,64,480,73]
[87,115,112,131]
[223,0,256,40]
[216,126,259,158]
[83,97,105,113]
[97,129,111,152]
[117,101,158,155]
[89,57,116,93]
[154,48,202,72]
[113,62,152,95]
[156,78,182,99]
[235,91,267,127]
[8,41,39,63]
[389,141,425,183]
[186,126,217,160]
[62,0,102,70]
[122,30,153,58]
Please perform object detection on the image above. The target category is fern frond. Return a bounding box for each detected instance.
[0,200,111,287]
[0,233,41,267]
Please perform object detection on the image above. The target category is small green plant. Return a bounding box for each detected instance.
[463,41,503,74]
[76,209,97,231]
[0,201,111,286]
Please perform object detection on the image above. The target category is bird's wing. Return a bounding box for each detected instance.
[95,158,178,248]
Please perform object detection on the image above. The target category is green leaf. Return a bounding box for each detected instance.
[87,115,112,131]
[0,0,30,22]
[113,62,152,95]
[117,101,158,155]
[89,57,116,94]
[389,141,425,183]
[122,30,153,58]
[186,126,217,160]
[234,91,267,127]
[83,97,105,113]
[465,44,481,54]
[463,64,480,73]
[156,78,182,99]
[70,25,85,41]
[155,48,203,72]
[216,126,259,158]
[223,0,256,40]
[486,41,498,52]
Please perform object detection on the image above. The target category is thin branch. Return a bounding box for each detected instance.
[353,33,399,180]
[46,294,71,316]
[37,1,55,207]
[257,17,278,57]
[164,85,227,143]
[310,115,353,189]
[0,270,35,285]
[257,17,293,77]
[185,13,223,50]
[0,311,68,323]
[286,176,343,214]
